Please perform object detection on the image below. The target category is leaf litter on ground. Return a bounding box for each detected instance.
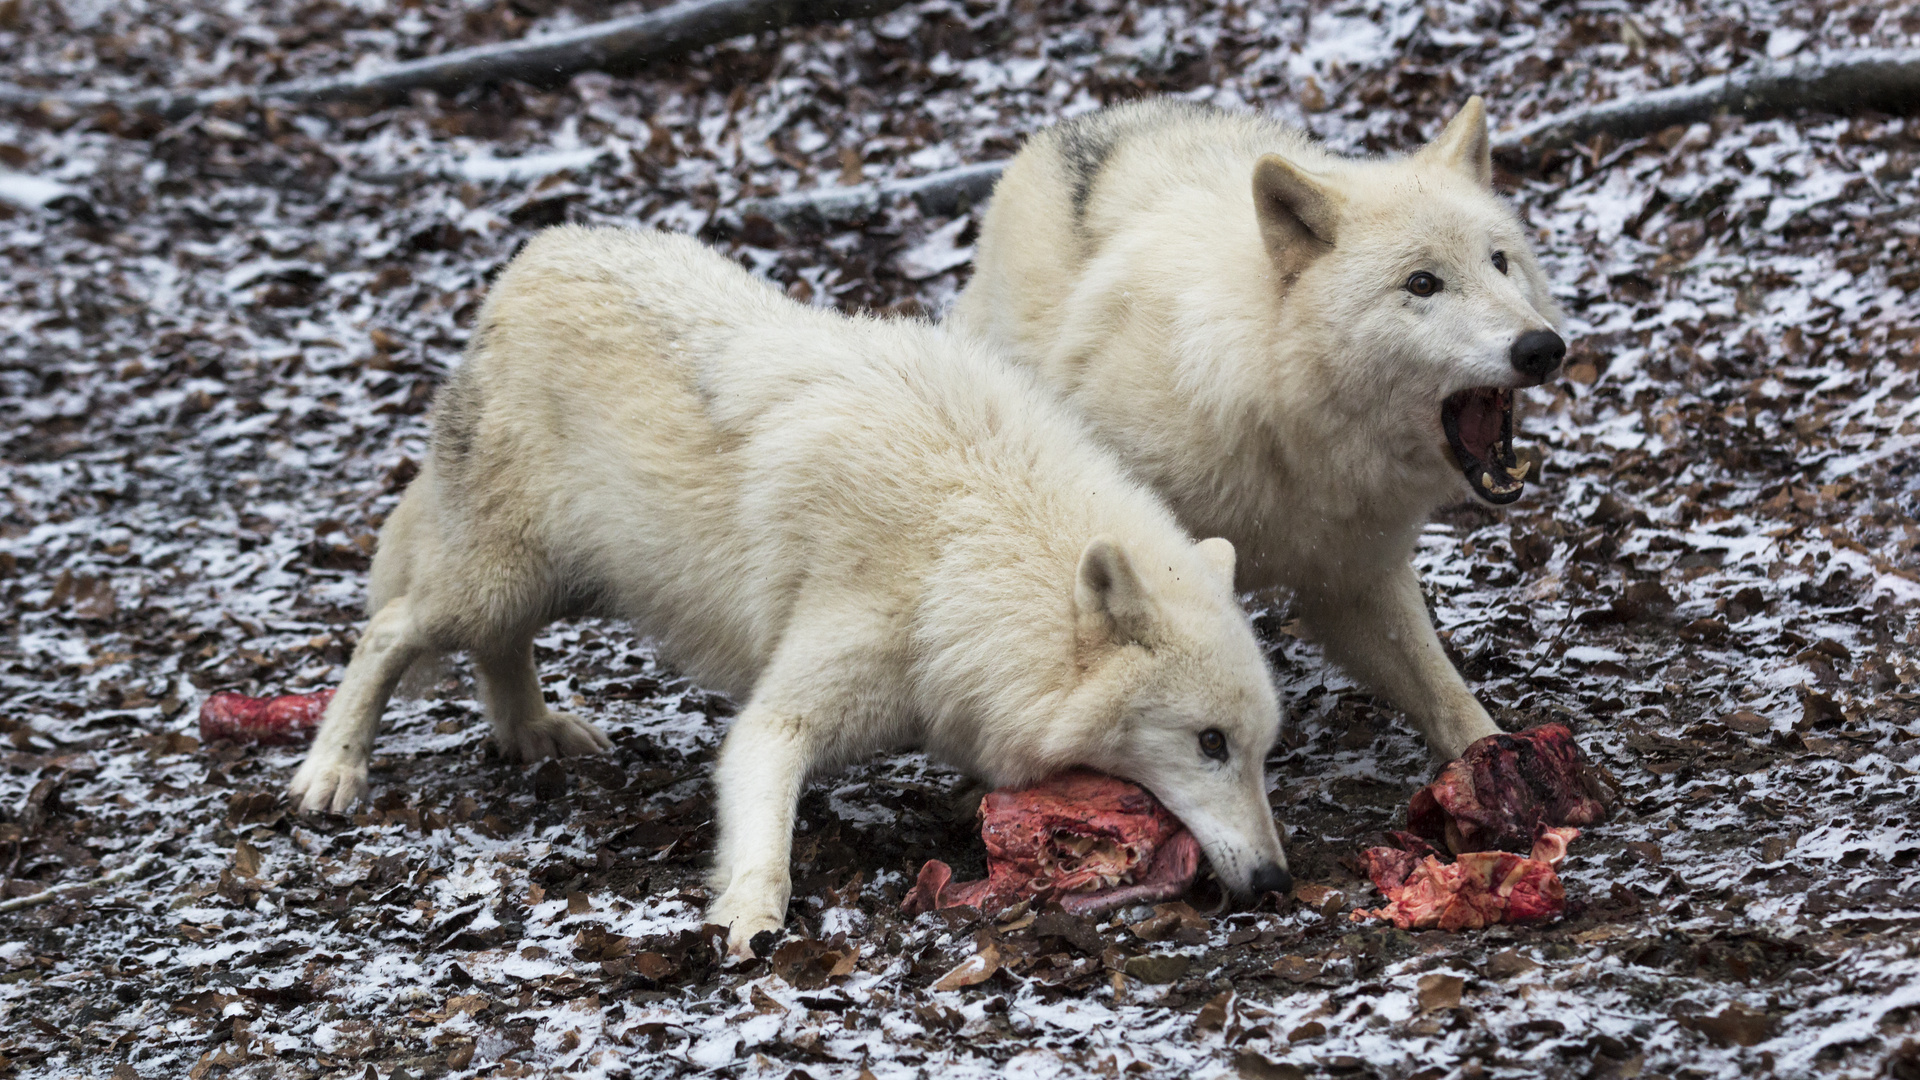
[1,0,1918,1077]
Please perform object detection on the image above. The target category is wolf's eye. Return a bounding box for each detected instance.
[1405,271,1442,297]
[1492,251,1509,274]
[1198,728,1229,762]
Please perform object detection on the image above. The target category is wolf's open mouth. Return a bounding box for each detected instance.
[1442,388,1528,504]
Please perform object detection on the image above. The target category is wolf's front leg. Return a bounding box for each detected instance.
[290,596,428,813]
[1300,560,1499,764]
[705,702,818,957]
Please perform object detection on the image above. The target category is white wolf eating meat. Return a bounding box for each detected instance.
[287,225,1291,954]
[952,96,1566,762]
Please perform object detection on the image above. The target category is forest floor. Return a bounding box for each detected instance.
[2,0,1919,1078]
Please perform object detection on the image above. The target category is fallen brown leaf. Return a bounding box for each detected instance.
[232,839,261,878]
[1193,990,1231,1034]
[1271,955,1323,983]
[770,938,859,990]
[630,952,677,980]
[1122,953,1189,984]
[1291,884,1346,917]
[1688,1002,1774,1047]
[572,925,630,962]
[1417,972,1465,1012]
[931,941,1001,991]
[1235,1049,1306,1080]
[1484,949,1540,979]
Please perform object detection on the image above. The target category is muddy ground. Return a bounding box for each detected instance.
[2,0,1919,1077]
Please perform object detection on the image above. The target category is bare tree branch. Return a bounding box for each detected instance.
[0,0,907,119]
[1494,48,1920,169]
[736,48,1920,232]
[0,849,159,915]
[737,161,1006,231]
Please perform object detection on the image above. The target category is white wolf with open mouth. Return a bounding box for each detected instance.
[288,226,1291,954]
[952,96,1566,763]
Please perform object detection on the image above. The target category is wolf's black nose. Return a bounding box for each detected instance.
[1510,329,1567,382]
[1250,862,1293,897]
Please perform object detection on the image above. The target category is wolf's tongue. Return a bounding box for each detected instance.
[1457,391,1502,462]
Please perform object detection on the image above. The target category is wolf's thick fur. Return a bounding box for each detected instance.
[288,226,1289,951]
[951,98,1564,762]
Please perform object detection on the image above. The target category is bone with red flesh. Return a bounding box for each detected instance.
[1355,825,1578,930]
[900,769,1200,918]
[1408,723,1614,855]
[198,689,334,745]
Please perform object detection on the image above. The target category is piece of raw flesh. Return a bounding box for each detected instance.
[198,690,334,745]
[1351,725,1610,930]
[1354,825,1579,930]
[1408,723,1614,855]
[901,769,1200,918]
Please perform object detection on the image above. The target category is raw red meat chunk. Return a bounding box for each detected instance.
[1408,723,1614,855]
[198,690,334,746]
[901,769,1200,918]
[1355,825,1578,930]
[1353,725,1613,930]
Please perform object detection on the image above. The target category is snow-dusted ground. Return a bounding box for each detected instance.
[2,1,1917,1077]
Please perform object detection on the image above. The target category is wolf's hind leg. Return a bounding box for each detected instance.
[476,638,613,763]
[290,596,429,813]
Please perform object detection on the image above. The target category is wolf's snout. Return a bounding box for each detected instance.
[1249,861,1293,897]
[1509,329,1566,382]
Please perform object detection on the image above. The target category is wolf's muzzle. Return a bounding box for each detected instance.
[1510,329,1567,383]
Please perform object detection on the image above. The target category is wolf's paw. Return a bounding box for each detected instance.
[288,748,369,814]
[708,890,787,960]
[1426,714,1504,765]
[493,711,613,763]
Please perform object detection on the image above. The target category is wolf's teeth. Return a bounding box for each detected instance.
[1504,462,1529,481]
[1480,470,1498,490]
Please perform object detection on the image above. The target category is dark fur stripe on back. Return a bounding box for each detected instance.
[432,353,483,471]
[1052,98,1221,227]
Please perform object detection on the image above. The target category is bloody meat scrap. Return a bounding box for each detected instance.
[198,690,334,745]
[901,769,1200,918]
[1408,723,1614,855]
[1354,725,1614,930]
[1356,825,1578,931]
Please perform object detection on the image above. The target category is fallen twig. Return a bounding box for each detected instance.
[1494,48,1920,168]
[736,48,1920,231]
[0,849,160,915]
[736,160,1005,230]
[0,0,907,119]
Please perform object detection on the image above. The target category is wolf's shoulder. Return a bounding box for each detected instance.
[1016,99,1332,235]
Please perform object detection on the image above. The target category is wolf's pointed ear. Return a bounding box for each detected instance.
[1422,96,1493,188]
[1252,154,1342,274]
[1076,536,1157,647]
[1195,537,1236,586]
